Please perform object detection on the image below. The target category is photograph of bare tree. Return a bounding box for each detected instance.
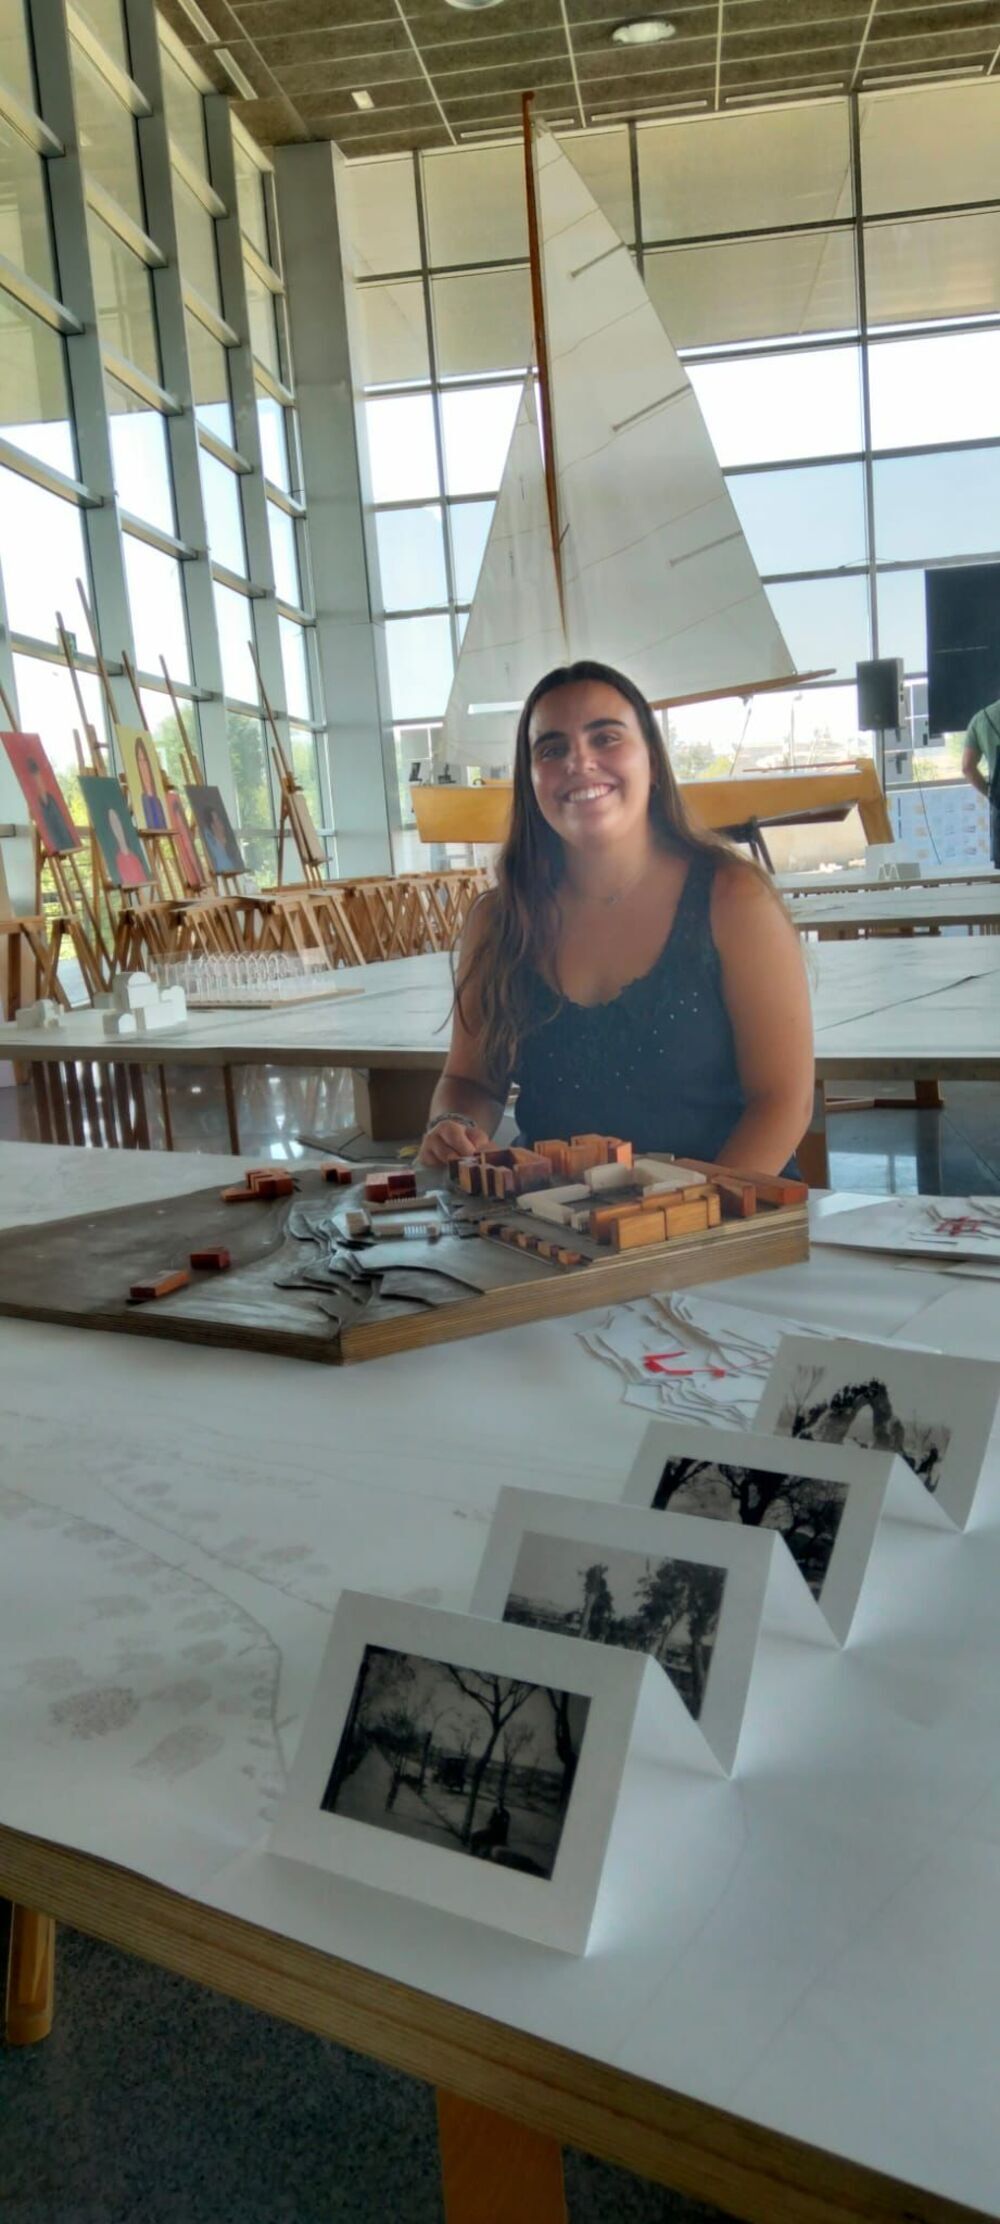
[769,1359,951,1495]
[320,1645,588,1879]
[503,1532,726,1721]
[650,1455,849,1602]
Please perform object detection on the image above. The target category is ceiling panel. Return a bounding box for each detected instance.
[176,0,1000,152]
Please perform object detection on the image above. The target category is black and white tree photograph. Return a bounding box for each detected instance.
[651,1454,850,1602]
[503,1530,726,1719]
[320,1644,588,1879]
[770,1358,952,1496]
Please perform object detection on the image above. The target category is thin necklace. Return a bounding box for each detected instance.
[567,855,656,909]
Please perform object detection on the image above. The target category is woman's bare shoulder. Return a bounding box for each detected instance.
[709,852,793,940]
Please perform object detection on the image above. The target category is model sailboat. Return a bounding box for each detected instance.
[439,109,798,772]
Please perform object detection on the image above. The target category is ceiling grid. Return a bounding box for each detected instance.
[160,0,1000,153]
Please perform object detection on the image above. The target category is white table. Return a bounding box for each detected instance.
[4,942,999,1165]
[787,883,1000,938]
[0,1143,997,2223]
[779,865,996,895]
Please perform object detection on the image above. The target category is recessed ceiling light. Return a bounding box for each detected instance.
[351,88,375,109]
[444,0,508,11]
[610,16,676,44]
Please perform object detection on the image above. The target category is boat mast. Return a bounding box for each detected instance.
[522,92,565,633]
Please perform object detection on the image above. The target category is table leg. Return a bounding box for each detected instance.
[222,1065,241,1154]
[797,1081,830,1190]
[914,1079,943,1110]
[352,1066,438,1144]
[436,2092,567,2224]
[5,1905,55,2046]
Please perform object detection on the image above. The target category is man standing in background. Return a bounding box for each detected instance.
[962,696,1000,866]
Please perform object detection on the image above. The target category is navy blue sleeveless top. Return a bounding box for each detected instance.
[512,853,746,1159]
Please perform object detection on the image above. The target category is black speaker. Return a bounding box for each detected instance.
[856,657,905,732]
[926,563,1000,734]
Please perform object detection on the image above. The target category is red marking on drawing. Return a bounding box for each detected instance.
[643,1348,728,1378]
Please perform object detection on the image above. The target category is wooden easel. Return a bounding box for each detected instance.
[75,580,189,910]
[0,672,109,1001]
[249,640,325,888]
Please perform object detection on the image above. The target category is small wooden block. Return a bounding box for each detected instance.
[129,1268,191,1303]
[661,1198,711,1239]
[556,1248,585,1267]
[221,1184,257,1203]
[244,1167,275,1189]
[320,1162,353,1185]
[675,1160,757,1216]
[705,1188,722,1227]
[732,1169,809,1208]
[254,1174,295,1200]
[611,1209,667,1251]
[386,1172,418,1198]
[189,1248,231,1272]
[365,1178,390,1203]
[642,1183,711,1211]
[604,1137,633,1166]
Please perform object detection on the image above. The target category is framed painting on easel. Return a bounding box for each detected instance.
[79,774,152,891]
[1,731,81,856]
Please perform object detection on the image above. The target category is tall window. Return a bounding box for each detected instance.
[0,0,330,887]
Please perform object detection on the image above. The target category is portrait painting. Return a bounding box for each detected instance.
[2,730,81,855]
[186,784,244,876]
[165,790,206,892]
[78,773,151,890]
[117,725,170,834]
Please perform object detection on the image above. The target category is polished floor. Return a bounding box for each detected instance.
[2,1072,998,2222]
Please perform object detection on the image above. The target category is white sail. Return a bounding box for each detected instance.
[537,131,794,705]
[438,383,565,769]
[439,127,794,769]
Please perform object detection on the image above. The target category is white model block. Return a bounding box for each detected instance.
[134,997,186,1035]
[585,1162,635,1192]
[111,971,156,1014]
[518,1184,591,1227]
[866,842,922,883]
[633,1159,706,1191]
[102,1010,138,1038]
[16,999,62,1032]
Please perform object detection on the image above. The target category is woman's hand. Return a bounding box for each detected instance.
[418,1118,494,1169]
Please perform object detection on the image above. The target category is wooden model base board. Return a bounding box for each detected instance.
[0,1170,808,1365]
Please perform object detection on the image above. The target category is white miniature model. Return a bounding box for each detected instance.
[15,998,63,1032]
[865,842,922,884]
[632,1159,706,1191]
[102,972,187,1038]
[517,1184,591,1227]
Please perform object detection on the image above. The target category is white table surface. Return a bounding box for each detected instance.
[779,865,996,895]
[1,1142,999,2215]
[4,943,1000,1087]
[787,883,1000,931]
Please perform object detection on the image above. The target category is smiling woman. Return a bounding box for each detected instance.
[419,660,814,1176]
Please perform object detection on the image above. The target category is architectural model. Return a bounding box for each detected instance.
[449,1137,806,1267]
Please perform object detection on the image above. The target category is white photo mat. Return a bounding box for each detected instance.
[755,1333,1000,1531]
[271,1591,657,1954]
[621,1422,901,1644]
[471,1487,772,1773]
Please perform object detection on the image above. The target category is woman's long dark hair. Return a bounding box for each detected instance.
[456,659,754,1093]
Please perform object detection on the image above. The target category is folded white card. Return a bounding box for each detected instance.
[471,1487,773,1773]
[621,1421,901,1644]
[271,1590,678,1954]
[755,1333,1000,1530]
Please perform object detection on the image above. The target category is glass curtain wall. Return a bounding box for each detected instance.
[0,0,330,883]
[341,84,1000,814]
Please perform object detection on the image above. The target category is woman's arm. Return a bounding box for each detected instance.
[710,862,815,1176]
[419,897,508,1167]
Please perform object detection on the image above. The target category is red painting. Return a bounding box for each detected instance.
[2,730,81,855]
